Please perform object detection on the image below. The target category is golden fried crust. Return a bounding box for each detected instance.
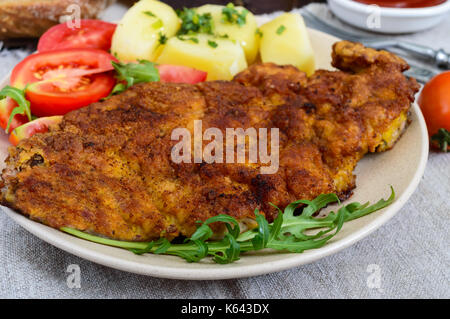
[332,41,410,72]
[1,41,420,241]
[233,62,307,106]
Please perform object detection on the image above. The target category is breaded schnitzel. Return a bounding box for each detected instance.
[0,41,419,241]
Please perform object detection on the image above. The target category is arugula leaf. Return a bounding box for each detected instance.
[153,238,171,254]
[129,241,155,255]
[190,222,214,242]
[213,233,241,264]
[268,203,283,242]
[109,82,127,96]
[341,186,395,222]
[251,209,270,250]
[0,86,32,133]
[112,60,160,86]
[278,193,340,241]
[171,240,208,263]
[109,60,160,96]
[61,187,396,264]
[201,214,241,238]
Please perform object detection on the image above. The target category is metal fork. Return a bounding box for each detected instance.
[301,10,445,82]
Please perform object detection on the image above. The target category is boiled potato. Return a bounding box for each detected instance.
[111,0,180,62]
[259,13,315,76]
[156,34,247,81]
[196,4,259,64]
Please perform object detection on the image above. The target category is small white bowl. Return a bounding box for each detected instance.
[328,0,450,34]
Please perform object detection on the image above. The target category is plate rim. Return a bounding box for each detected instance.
[0,28,429,280]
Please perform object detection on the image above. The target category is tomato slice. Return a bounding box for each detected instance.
[10,49,117,116]
[38,20,117,52]
[11,49,116,88]
[26,74,115,116]
[0,97,28,131]
[157,65,207,84]
[9,116,62,146]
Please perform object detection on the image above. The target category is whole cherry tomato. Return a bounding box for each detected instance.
[418,71,450,151]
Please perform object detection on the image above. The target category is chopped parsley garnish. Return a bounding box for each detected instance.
[176,8,214,35]
[158,32,168,45]
[143,10,162,30]
[276,25,286,35]
[222,2,248,26]
[177,35,199,43]
[207,40,218,48]
[143,11,156,17]
[152,19,163,29]
[255,28,263,37]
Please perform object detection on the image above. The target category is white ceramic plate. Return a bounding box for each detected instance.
[328,0,450,34]
[0,29,429,280]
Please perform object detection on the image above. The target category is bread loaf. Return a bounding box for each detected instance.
[0,0,115,39]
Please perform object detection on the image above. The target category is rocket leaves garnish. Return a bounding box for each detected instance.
[61,187,395,264]
[0,85,32,133]
[431,128,450,152]
[109,60,160,96]
[251,210,270,250]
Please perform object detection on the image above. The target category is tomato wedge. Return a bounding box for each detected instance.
[11,49,117,116]
[38,20,117,52]
[157,65,207,84]
[9,116,62,146]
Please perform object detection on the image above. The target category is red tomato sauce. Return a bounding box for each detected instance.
[353,0,446,8]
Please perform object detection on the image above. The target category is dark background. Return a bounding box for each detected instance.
[157,0,326,14]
